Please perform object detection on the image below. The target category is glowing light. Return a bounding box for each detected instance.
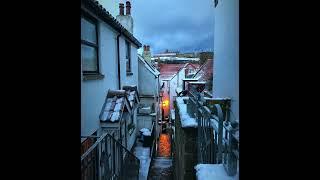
[162,100,169,107]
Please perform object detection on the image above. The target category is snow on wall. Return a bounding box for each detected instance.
[176,97,198,128]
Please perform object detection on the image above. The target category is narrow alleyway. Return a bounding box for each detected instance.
[148,127,173,180]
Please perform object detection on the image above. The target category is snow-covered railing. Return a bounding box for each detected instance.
[187,84,239,176]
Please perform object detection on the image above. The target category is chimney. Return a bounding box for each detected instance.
[143,44,152,63]
[126,1,131,15]
[119,3,124,16]
[116,1,133,33]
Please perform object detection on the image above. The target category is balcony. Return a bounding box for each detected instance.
[174,84,239,179]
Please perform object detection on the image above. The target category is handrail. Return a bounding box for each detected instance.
[81,132,140,180]
[107,133,140,163]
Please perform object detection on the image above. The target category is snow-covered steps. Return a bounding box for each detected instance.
[195,164,238,180]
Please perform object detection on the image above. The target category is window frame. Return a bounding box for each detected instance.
[125,40,131,73]
[81,13,100,75]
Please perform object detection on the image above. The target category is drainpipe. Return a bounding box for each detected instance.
[117,32,122,89]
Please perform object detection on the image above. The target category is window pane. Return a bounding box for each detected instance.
[81,44,98,72]
[81,17,97,44]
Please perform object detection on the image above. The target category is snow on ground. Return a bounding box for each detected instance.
[176,97,198,128]
[195,164,238,180]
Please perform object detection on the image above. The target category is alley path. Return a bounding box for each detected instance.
[148,133,173,180]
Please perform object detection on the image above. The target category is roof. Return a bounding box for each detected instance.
[159,63,200,81]
[193,59,213,81]
[81,0,142,48]
[99,90,131,122]
[138,55,160,77]
[151,57,200,61]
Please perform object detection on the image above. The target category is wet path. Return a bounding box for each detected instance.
[158,134,171,157]
[148,133,173,180]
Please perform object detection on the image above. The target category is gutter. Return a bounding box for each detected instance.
[117,32,122,89]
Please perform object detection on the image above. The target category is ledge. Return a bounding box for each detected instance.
[83,74,105,81]
[126,72,133,76]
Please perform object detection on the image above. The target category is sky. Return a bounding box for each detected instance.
[98,0,215,55]
[131,0,215,54]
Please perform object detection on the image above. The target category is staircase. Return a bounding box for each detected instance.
[81,133,140,180]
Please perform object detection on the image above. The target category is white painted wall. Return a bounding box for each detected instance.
[213,0,239,121]
[81,20,119,139]
[138,60,157,96]
[119,37,139,88]
[169,74,178,110]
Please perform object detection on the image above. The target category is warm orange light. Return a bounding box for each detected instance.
[162,100,169,107]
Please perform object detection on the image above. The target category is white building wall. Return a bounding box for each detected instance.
[213,0,239,120]
[169,74,178,110]
[119,37,139,88]
[138,60,156,96]
[81,21,119,138]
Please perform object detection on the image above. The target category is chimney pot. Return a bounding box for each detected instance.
[119,3,124,15]
[126,1,131,15]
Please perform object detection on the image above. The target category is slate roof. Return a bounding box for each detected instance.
[100,90,131,123]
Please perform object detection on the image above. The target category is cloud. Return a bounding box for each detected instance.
[131,0,214,54]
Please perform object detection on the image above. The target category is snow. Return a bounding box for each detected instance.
[101,111,110,121]
[176,87,183,94]
[114,103,122,111]
[171,109,175,120]
[140,128,150,133]
[176,97,198,128]
[140,128,151,136]
[142,131,151,136]
[104,102,112,111]
[150,112,156,116]
[128,94,134,101]
[151,56,200,61]
[116,97,123,103]
[110,112,120,122]
[195,164,238,180]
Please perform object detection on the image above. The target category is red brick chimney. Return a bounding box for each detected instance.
[143,45,147,51]
[126,1,131,15]
[119,3,124,16]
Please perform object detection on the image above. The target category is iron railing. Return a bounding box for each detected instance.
[186,85,239,176]
[81,132,140,180]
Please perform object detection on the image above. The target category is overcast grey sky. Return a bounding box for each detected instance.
[130,0,214,54]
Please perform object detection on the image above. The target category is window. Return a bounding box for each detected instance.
[125,41,131,73]
[81,15,99,74]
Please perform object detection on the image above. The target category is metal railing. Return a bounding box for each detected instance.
[81,132,140,180]
[186,85,239,176]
